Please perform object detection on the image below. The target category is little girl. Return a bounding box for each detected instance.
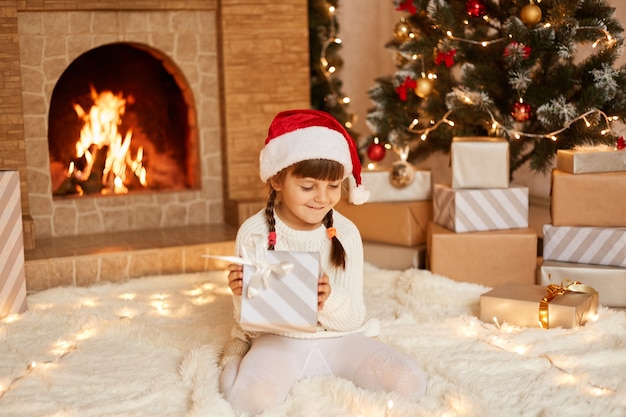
[219,109,427,415]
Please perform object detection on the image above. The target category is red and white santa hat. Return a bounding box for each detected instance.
[259,109,369,205]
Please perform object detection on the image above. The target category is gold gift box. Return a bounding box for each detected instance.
[479,283,599,329]
[551,169,626,227]
[335,199,432,247]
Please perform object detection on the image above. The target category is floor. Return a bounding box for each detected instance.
[24,224,238,293]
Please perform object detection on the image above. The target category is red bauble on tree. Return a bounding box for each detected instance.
[367,142,386,161]
[466,0,486,17]
[511,101,532,122]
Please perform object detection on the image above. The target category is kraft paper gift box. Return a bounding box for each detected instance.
[556,148,626,174]
[540,260,626,308]
[363,241,427,270]
[451,137,509,189]
[542,224,626,267]
[479,283,599,329]
[240,250,320,333]
[1,170,28,319]
[550,169,626,227]
[348,167,432,203]
[433,184,528,233]
[335,199,432,247]
[427,222,537,287]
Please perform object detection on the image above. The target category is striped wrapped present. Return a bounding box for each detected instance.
[433,184,528,233]
[1,170,28,319]
[543,225,626,267]
[240,250,319,333]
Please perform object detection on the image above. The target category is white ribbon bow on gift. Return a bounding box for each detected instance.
[202,234,293,299]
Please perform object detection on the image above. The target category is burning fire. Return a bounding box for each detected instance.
[60,85,147,195]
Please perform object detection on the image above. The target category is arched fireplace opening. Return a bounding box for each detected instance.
[48,42,199,198]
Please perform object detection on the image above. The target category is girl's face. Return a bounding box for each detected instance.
[270,169,342,230]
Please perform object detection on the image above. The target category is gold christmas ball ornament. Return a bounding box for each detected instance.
[520,3,542,25]
[390,160,416,188]
[414,77,433,98]
[393,19,412,42]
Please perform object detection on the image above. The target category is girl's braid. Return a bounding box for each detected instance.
[324,209,346,269]
[265,189,277,250]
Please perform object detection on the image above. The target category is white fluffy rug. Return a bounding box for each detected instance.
[1,264,625,417]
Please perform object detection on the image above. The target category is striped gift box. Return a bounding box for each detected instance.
[1,170,28,319]
[240,251,319,333]
[433,184,529,233]
[543,225,626,267]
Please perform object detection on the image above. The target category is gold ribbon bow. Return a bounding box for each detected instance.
[202,234,293,299]
[538,279,598,329]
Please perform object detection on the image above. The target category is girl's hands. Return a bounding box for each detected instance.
[228,263,332,311]
[227,263,243,296]
[318,272,331,311]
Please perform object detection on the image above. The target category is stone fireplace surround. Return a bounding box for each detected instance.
[21,9,219,238]
[1,0,311,291]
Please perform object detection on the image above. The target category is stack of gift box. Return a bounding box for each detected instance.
[538,147,626,309]
[427,137,538,287]
[1,170,28,320]
[336,160,433,270]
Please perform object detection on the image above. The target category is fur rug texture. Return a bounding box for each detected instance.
[1,264,625,417]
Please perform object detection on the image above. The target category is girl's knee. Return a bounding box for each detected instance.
[221,370,288,416]
[353,349,427,401]
[395,365,427,401]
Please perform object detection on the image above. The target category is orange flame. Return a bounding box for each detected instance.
[70,85,147,194]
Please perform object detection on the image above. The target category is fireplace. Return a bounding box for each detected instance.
[17,9,222,239]
[48,42,198,197]
[0,1,312,290]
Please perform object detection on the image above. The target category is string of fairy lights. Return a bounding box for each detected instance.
[319,2,355,131]
[1,301,616,414]
[394,0,623,144]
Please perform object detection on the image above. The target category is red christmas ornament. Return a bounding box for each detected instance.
[395,0,417,15]
[618,136,626,150]
[511,101,532,122]
[435,49,457,67]
[395,75,417,101]
[466,0,486,17]
[367,142,386,162]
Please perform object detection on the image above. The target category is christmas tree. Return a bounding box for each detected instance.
[365,0,626,174]
[309,0,359,140]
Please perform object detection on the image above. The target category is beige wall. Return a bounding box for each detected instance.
[337,0,396,142]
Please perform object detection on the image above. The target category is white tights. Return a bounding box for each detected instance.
[219,334,427,416]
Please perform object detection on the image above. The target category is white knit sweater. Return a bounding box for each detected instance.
[225,209,380,357]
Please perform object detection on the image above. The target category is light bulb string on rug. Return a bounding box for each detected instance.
[467,318,615,397]
[0,343,78,399]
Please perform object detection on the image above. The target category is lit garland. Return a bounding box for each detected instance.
[394,4,622,144]
[408,104,620,143]
[319,2,355,130]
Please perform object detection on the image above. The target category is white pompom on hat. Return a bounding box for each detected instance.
[259,109,370,205]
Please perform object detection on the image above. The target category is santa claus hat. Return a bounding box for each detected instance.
[259,109,369,205]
